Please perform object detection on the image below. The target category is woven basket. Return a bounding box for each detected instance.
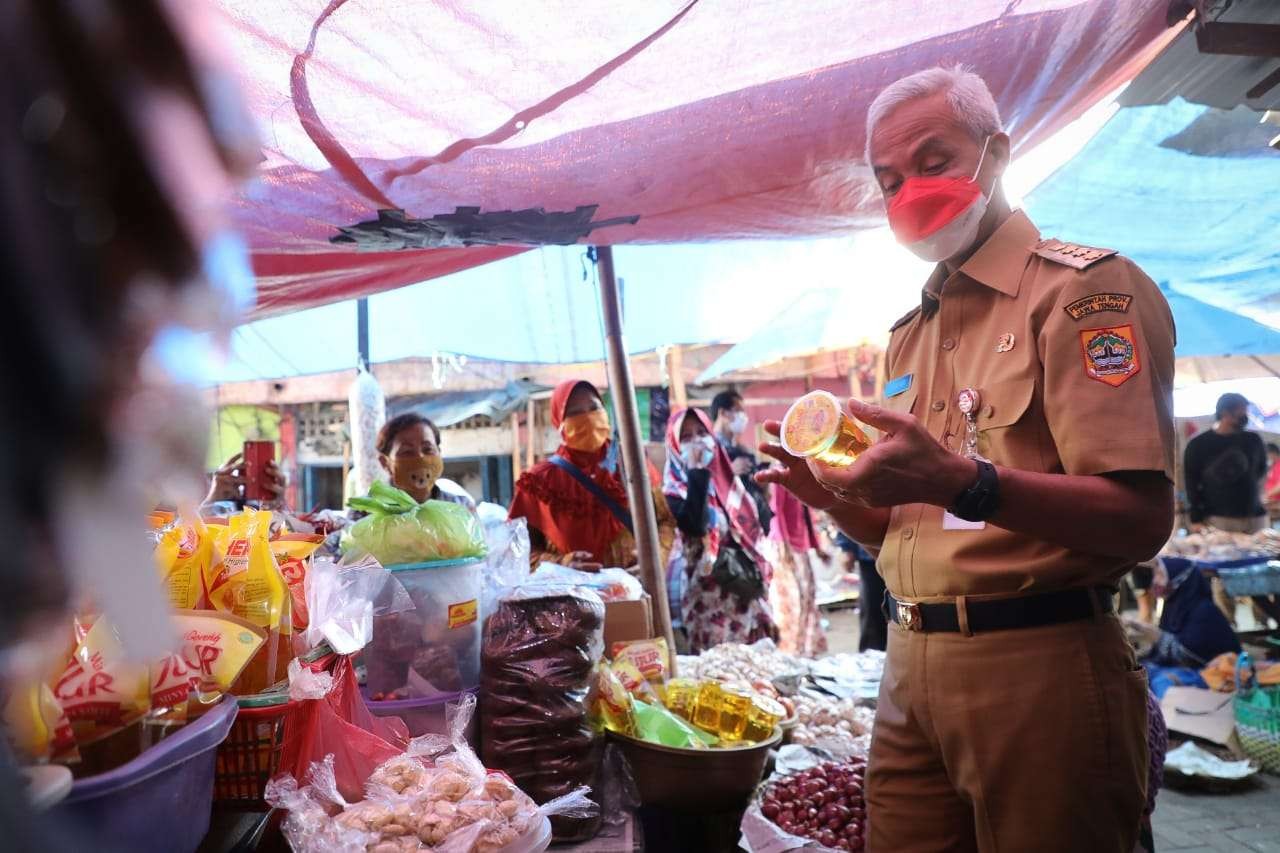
[1235,676,1280,775]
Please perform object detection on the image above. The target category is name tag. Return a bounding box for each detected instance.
[885,374,913,398]
[943,511,986,531]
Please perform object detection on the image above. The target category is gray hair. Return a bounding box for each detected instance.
[864,66,1003,164]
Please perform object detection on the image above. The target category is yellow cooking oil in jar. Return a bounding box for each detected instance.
[663,678,699,722]
[717,684,754,742]
[742,693,787,742]
[780,390,872,468]
[692,681,724,733]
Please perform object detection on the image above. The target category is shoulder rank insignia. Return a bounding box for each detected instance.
[889,305,921,332]
[1033,238,1118,270]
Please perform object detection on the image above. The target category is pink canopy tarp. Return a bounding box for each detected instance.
[214,0,1176,317]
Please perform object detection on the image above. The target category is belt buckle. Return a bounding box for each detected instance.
[897,601,923,631]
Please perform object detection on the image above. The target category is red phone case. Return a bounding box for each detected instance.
[243,440,276,502]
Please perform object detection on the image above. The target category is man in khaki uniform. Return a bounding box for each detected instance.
[761,67,1175,851]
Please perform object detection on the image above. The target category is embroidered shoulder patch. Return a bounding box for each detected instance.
[1079,325,1141,387]
[1064,292,1133,321]
[1034,239,1118,270]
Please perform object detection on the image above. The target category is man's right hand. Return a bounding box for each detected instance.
[755,420,837,511]
[564,551,604,573]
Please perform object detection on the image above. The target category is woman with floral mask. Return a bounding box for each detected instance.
[376,413,475,511]
[508,380,673,571]
[664,407,777,653]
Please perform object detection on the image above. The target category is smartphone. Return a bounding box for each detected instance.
[242,440,276,502]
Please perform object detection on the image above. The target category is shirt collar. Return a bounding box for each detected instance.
[919,209,1041,314]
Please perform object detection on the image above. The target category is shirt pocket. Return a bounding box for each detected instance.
[882,386,918,418]
[975,378,1035,465]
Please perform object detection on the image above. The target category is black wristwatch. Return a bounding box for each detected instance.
[949,459,1000,522]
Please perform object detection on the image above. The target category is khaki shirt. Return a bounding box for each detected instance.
[876,210,1175,599]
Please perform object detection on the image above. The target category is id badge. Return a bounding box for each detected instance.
[943,511,985,531]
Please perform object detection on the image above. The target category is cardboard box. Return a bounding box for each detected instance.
[603,593,652,652]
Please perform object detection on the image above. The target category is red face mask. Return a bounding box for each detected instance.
[886,136,992,262]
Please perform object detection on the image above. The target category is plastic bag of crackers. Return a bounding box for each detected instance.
[266,693,598,852]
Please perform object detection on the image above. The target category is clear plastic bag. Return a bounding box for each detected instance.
[529,564,643,603]
[304,553,414,655]
[480,517,532,620]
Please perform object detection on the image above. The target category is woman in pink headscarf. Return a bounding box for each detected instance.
[663,407,777,653]
[767,488,829,657]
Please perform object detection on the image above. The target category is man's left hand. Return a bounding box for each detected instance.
[809,398,973,508]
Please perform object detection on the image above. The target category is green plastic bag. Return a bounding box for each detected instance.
[342,481,485,565]
[633,699,718,749]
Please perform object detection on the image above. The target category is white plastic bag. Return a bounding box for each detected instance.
[348,364,387,500]
[304,553,413,654]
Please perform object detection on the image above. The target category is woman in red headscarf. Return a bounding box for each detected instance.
[508,380,673,570]
[663,407,777,652]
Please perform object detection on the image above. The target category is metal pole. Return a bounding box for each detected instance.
[594,245,676,656]
[357,297,370,369]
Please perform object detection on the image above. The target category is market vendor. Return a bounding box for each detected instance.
[760,66,1173,852]
[1127,558,1241,669]
[508,380,673,570]
[376,413,476,511]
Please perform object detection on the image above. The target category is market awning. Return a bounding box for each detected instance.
[214,0,1175,318]
[388,381,540,428]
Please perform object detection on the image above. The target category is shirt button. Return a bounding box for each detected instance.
[902,527,914,540]
[982,404,994,418]
[931,400,945,412]
[941,338,956,351]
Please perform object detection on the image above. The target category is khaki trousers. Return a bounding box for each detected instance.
[867,613,1148,852]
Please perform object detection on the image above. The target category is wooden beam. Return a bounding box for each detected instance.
[669,345,688,409]
[595,246,676,661]
[1195,21,1280,57]
[510,412,522,479]
[525,398,536,469]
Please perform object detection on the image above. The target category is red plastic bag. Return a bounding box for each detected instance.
[278,655,409,802]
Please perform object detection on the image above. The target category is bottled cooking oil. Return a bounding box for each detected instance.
[780,390,872,467]
[663,678,700,722]
[692,681,724,733]
[742,693,787,742]
[718,684,754,741]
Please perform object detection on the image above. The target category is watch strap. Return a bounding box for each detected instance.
[949,459,1000,522]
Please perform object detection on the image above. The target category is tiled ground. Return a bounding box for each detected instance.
[1151,775,1280,853]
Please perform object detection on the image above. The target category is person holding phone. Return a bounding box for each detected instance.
[205,450,286,506]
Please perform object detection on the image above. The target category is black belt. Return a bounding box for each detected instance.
[884,587,1114,633]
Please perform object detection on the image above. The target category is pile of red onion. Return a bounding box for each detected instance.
[759,759,867,851]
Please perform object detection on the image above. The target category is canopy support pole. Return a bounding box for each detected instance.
[595,245,676,658]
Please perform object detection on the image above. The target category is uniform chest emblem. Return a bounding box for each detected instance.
[995,332,1015,353]
[1080,325,1140,387]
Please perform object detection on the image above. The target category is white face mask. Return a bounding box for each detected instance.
[728,410,749,436]
[680,435,717,469]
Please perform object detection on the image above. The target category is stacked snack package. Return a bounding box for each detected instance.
[480,585,606,842]
[271,532,325,633]
[205,507,294,694]
[266,694,599,853]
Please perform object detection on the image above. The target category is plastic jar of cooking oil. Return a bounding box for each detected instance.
[663,678,700,722]
[692,681,724,733]
[742,693,786,742]
[718,684,755,741]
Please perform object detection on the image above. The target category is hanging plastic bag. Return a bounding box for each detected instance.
[277,654,410,803]
[480,516,532,620]
[303,553,414,655]
[343,481,486,565]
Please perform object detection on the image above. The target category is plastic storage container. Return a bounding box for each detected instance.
[363,687,479,743]
[367,558,483,699]
[54,697,237,853]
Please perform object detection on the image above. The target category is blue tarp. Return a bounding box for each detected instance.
[1024,98,1280,326]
